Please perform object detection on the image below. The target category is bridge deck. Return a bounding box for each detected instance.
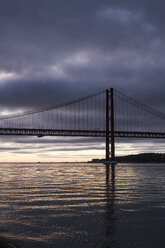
[0,128,164,139]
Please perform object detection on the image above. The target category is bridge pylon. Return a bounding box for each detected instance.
[105,88,117,165]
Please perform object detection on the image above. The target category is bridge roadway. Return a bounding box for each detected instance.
[0,128,164,139]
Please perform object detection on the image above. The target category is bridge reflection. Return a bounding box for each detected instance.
[104,165,116,246]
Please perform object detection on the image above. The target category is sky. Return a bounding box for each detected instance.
[0,0,165,162]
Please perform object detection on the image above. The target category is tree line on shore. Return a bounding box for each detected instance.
[89,153,165,163]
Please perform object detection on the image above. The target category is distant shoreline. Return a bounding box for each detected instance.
[0,153,164,164]
[88,153,165,163]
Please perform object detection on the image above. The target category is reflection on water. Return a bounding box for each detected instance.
[0,163,165,247]
[104,165,116,247]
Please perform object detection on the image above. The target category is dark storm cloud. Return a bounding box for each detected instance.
[0,78,83,109]
[0,0,165,111]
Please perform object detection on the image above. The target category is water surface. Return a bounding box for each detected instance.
[0,163,165,248]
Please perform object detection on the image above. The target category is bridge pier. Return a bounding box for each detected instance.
[105,89,110,163]
[105,88,117,165]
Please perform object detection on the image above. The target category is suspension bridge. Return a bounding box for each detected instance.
[0,88,164,163]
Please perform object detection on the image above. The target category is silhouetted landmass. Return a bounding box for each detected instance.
[88,153,165,163]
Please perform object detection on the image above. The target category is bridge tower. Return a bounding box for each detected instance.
[105,88,116,165]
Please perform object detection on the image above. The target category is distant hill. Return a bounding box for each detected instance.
[88,153,165,163]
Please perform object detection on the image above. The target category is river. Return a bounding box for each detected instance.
[0,162,165,248]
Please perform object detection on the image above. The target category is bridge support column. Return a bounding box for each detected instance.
[105,89,110,164]
[105,88,117,165]
[110,88,116,165]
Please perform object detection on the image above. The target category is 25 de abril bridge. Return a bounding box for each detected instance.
[0,88,164,163]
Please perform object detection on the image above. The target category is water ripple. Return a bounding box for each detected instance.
[0,163,165,247]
